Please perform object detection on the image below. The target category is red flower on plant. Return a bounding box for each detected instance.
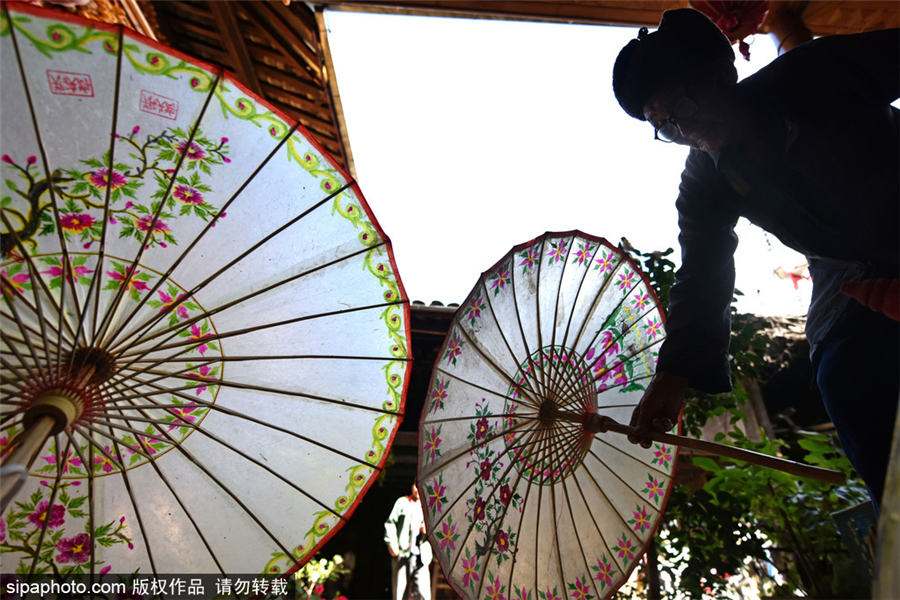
[107,266,149,293]
[176,140,206,160]
[59,213,95,232]
[88,168,127,189]
[495,530,509,553]
[499,483,512,507]
[173,184,204,205]
[313,584,324,595]
[479,458,492,481]
[56,533,91,564]
[474,417,489,440]
[473,497,486,521]
[136,215,169,233]
[28,500,66,529]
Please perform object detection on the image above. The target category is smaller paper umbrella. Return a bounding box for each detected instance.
[418,231,676,600]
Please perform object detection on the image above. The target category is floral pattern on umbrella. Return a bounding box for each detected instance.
[419,232,676,600]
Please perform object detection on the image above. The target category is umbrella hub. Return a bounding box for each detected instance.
[537,399,560,425]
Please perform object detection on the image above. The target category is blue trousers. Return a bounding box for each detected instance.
[816,303,899,512]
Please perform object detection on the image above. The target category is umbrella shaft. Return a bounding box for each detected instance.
[0,415,55,512]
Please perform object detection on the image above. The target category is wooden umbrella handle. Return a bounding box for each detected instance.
[585,415,846,485]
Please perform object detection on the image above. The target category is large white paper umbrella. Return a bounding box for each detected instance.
[0,1,410,577]
[419,231,675,600]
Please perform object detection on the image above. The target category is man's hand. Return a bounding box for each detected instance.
[628,371,688,448]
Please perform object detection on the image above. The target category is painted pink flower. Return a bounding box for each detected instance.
[88,168,127,189]
[644,317,662,339]
[594,251,615,273]
[156,289,190,319]
[28,500,66,529]
[617,270,635,291]
[168,404,198,430]
[643,476,664,503]
[461,554,479,588]
[0,518,5,542]
[653,444,672,469]
[59,213,95,232]
[423,427,442,462]
[42,449,83,473]
[631,505,651,533]
[430,378,448,414]
[439,521,457,552]
[444,334,463,364]
[546,240,567,263]
[41,259,92,284]
[614,535,635,563]
[56,533,91,564]
[542,588,561,600]
[473,497,486,521]
[187,364,214,396]
[499,483,512,507]
[593,557,615,588]
[1,268,29,295]
[188,323,212,355]
[93,446,115,473]
[632,291,651,310]
[107,266,149,293]
[136,215,170,233]
[495,530,510,553]
[479,458,492,481]
[519,247,538,271]
[127,434,162,456]
[573,243,593,265]
[474,417,489,440]
[176,140,206,160]
[485,576,506,600]
[465,295,485,323]
[490,268,510,293]
[570,576,591,600]
[427,478,446,512]
[173,184,204,205]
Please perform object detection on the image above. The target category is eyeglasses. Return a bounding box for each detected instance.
[650,96,699,143]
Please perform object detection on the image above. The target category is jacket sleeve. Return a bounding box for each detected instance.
[657,149,740,393]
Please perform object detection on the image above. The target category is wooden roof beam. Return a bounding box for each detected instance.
[210,1,265,95]
[243,1,323,80]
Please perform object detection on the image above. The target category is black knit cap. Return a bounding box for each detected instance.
[612,8,735,121]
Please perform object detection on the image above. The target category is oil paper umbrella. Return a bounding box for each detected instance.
[419,232,672,600]
[417,231,842,600]
[0,1,410,578]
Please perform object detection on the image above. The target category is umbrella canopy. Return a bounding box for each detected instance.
[419,231,675,600]
[0,1,410,577]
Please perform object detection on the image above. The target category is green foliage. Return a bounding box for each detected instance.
[296,554,350,600]
[625,243,871,598]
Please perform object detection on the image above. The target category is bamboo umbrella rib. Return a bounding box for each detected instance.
[553,239,602,357]
[560,474,605,600]
[100,399,227,574]
[104,181,354,356]
[91,67,224,349]
[103,425,160,576]
[1,314,65,365]
[116,297,402,361]
[0,337,36,387]
[568,467,619,584]
[450,327,543,411]
[1,270,71,354]
[0,278,46,379]
[102,382,302,574]
[105,366,406,418]
[107,390,383,469]
[98,119,304,352]
[25,434,68,577]
[473,424,550,600]
[478,278,546,411]
[549,472,567,600]
[422,412,525,426]
[5,8,90,374]
[66,425,128,475]
[425,421,543,541]
[101,382,350,521]
[84,26,126,359]
[503,460,537,598]
[532,237,549,401]
[0,220,81,352]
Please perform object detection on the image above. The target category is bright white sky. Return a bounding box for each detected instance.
[324,10,812,316]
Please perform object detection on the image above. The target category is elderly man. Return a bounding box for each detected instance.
[612,9,898,510]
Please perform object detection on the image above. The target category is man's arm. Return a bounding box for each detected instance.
[630,149,740,444]
[384,498,404,557]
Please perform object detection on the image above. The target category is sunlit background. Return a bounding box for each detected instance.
[324,10,812,316]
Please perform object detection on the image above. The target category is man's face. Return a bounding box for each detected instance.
[410,483,419,501]
[643,79,731,153]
